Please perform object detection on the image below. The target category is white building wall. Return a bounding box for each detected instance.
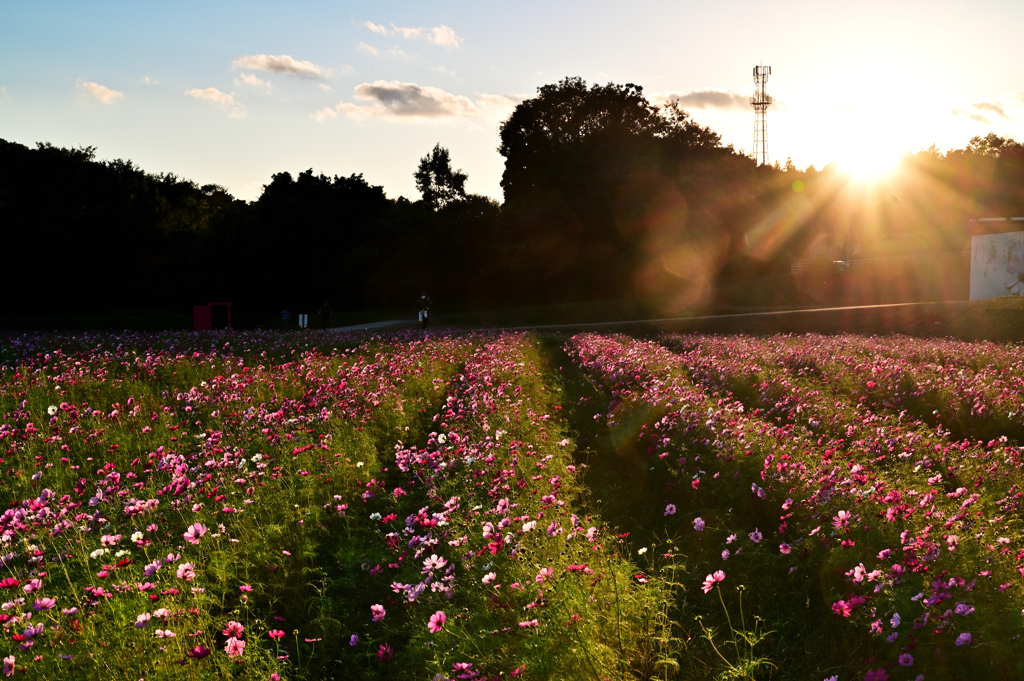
[970,231,1024,300]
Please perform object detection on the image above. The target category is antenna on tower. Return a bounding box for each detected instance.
[750,64,772,166]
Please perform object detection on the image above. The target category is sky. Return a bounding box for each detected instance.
[2,0,1023,203]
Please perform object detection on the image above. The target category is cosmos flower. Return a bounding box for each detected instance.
[428,610,446,633]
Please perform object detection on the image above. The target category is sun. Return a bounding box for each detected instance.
[836,146,901,183]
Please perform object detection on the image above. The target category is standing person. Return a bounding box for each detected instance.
[418,292,432,330]
[280,308,291,330]
[318,300,332,330]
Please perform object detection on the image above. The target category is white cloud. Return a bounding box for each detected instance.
[357,42,380,57]
[236,73,271,89]
[185,87,246,118]
[475,93,526,118]
[391,25,423,39]
[76,80,124,104]
[359,22,463,49]
[318,83,334,92]
[952,94,1021,125]
[231,54,327,79]
[426,25,462,49]
[313,81,521,122]
[652,89,749,112]
[142,76,158,85]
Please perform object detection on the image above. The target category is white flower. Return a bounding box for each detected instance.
[47,405,58,416]
[637,547,648,555]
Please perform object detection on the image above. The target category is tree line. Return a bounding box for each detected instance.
[2,76,1022,327]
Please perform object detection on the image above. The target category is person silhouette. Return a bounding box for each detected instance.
[418,292,432,330]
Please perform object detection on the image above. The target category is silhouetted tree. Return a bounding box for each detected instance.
[414,144,467,210]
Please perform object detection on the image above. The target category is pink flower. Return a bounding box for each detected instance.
[693,517,705,532]
[175,562,196,581]
[955,632,972,646]
[535,567,554,583]
[664,504,676,516]
[32,597,56,611]
[422,554,447,572]
[377,643,393,662]
[239,584,253,592]
[371,604,386,622]
[864,668,890,681]
[748,528,762,543]
[452,662,479,679]
[183,523,207,545]
[428,610,446,633]
[268,629,285,641]
[779,543,791,554]
[482,572,496,584]
[702,570,725,594]
[222,620,244,638]
[518,619,539,628]
[3,655,14,678]
[135,613,151,628]
[224,636,245,658]
[898,653,914,666]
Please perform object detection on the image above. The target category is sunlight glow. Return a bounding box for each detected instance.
[837,147,901,183]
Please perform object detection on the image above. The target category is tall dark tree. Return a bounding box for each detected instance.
[414,144,468,210]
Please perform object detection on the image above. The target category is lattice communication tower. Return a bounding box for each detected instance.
[750,65,772,166]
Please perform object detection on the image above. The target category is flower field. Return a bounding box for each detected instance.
[2,329,1024,680]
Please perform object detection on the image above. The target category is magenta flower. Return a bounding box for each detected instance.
[748,528,762,543]
[222,620,244,638]
[377,643,393,662]
[779,543,791,554]
[898,652,913,666]
[428,610,446,633]
[664,504,676,516]
[224,637,245,658]
[239,584,253,592]
[268,629,285,641]
[186,645,211,659]
[701,570,725,594]
[183,523,207,545]
[371,604,386,622]
[349,634,359,646]
[956,632,972,646]
[863,669,889,681]
[693,517,705,532]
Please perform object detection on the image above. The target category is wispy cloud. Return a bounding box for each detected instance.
[142,76,158,85]
[361,21,387,35]
[652,89,749,112]
[185,87,246,118]
[236,73,271,89]
[359,22,463,49]
[318,83,334,92]
[953,96,1016,125]
[231,54,327,79]
[312,81,522,122]
[76,80,124,104]
[357,42,380,57]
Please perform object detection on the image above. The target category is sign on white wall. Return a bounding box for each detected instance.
[970,231,1024,300]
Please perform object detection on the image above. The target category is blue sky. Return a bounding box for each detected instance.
[2,0,1022,201]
